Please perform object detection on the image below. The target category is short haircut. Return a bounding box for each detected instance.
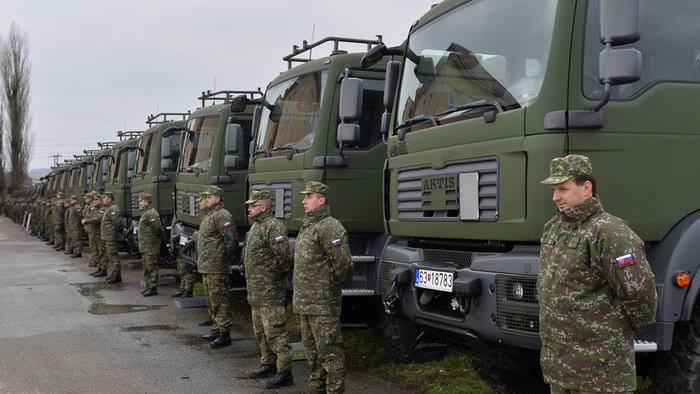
[573,174,597,196]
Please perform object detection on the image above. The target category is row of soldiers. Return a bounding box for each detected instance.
[5,180,351,393]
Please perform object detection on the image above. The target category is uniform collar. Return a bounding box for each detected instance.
[559,196,603,223]
[250,209,273,223]
[303,205,330,224]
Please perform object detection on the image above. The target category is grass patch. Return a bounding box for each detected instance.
[343,328,494,394]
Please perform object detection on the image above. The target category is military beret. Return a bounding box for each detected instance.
[93,193,103,199]
[201,185,224,197]
[245,189,272,204]
[55,192,63,198]
[299,181,329,196]
[138,193,153,203]
[103,191,115,197]
[541,154,593,185]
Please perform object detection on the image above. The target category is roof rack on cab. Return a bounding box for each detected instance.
[282,35,384,70]
[146,111,191,126]
[97,141,118,149]
[198,89,263,108]
[116,130,143,141]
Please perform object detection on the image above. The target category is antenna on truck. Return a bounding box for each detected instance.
[116,130,144,141]
[198,89,264,108]
[146,111,191,126]
[282,35,383,70]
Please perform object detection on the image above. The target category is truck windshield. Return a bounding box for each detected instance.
[255,70,328,153]
[179,115,221,172]
[136,132,154,174]
[109,147,121,180]
[396,0,557,128]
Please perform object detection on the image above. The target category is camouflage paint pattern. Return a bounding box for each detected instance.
[251,305,293,373]
[299,313,345,393]
[196,203,238,274]
[202,273,232,334]
[137,207,162,254]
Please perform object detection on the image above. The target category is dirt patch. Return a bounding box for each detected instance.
[120,324,179,332]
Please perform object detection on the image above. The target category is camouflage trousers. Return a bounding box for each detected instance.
[87,233,100,264]
[46,223,54,243]
[251,305,292,373]
[202,273,232,334]
[97,239,108,270]
[67,228,83,254]
[142,253,159,289]
[176,258,193,292]
[551,389,634,394]
[54,227,65,247]
[299,313,345,393]
[104,240,121,276]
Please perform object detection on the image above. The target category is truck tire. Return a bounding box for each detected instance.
[471,350,548,393]
[649,302,700,393]
[380,313,445,362]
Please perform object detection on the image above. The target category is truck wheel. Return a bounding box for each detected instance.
[649,302,700,393]
[471,350,548,393]
[380,313,445,362]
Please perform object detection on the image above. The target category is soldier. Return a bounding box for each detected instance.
[82,193,97,267]
[45,197,55,246]
[85,193,108,277]
[242,190,294,389]
[52,193,67,251]
[63,197,73,255]
[537,155,658,393]
[197,185,239,349]
[66,195,84,258]
[170,214,194,298]
[294,181,352,394]
[137,193,163,297]
[101,191,124,283]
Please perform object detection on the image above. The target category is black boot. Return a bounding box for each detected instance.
[56,245,65,251]
[201,330,219,340]
[92,269,107,277]
[63,249,73,255]
[265,371,293,389]
[181,289,193,298]
[142,287,157,297]
[245,364,276,379]
[171,290,184,298]
[198,318,213,327]
[45,241,53,245]
[210,332,231,349]
[88,260,97,267]
[71,253,82,258]
[106,275,122,284]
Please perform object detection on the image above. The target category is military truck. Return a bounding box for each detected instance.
[351,0,700,391]
[242,36,391,303]
[172,90,261,267]
[128,112,189,256]
[90,142,118,194]
[103,131,142,253]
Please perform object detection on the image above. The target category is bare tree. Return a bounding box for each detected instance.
[0,22,33,190]
[0,90,4,195]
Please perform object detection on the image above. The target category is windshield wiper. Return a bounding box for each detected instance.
[395,115,440,141]
[434,99,507,121]
[269,145,299,159]
[252,149,271,158]
[185,165,206,174]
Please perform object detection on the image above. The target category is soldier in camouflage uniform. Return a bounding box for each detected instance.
[537,155,658,393]
[101,191,124,283]
[197,185,239,349]
[82,193,97,266]
[66,195,84,258]
[63,198,73,255]
[45,198,55,246]
[243,190,294,389]
[294,181,352,394]
[85,193,108,277]
[52,193,67,251]
[170,214,194,298]
[137,193,163,297]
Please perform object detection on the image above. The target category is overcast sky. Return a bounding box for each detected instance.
[1,0,437,169]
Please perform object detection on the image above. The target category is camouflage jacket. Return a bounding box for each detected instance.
[537,197,657,392]
[196,204,238,274]
[292,205,351,315]
[137,207,162,254]
[243,210,293,307]
[100,203,124,241]
[52,202,65,227]
[83,203,104,236]
[67,204,83,232]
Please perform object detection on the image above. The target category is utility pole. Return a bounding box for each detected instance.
[49,154,62,166]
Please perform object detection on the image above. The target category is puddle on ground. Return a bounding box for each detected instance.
[71,282,126,301]
[177,333,208,348]
[89,302,163,315]
[120,324,179,332]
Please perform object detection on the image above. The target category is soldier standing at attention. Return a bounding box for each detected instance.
[197,186,239,349]
[294,181,352,394]
[52,193,66,251]
[82,193,97,267]
[101,191,124,284]
[537,155,657,394]
[62,198,73,255]
[86,193,108,277]
[170,213,194,298]
[67,195,84,258]
[137,193,163,297]
[242,190,294,389]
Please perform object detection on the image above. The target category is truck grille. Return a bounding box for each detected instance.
[396,157,498,221]
[423,249,472,269]
[495,274,539,338]
[176,190,200,217]
[250,181,293,219]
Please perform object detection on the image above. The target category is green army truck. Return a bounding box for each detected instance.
[172,90,261,267]
[243,36,391,303]
[103,132,142,253]
[128,112,189,257]
[90,142,118,194]
[352,0,700,391]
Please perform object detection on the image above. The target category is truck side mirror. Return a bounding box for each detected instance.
[230,95,248,113]
[381,61,401,137]
[161,136,172,158]
[336,77,363,145]
[224,123,242,170]
[598,47,641,85]
[251,104,262,139]
[160,158,173,171]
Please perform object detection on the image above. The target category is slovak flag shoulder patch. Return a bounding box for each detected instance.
[150,218,156,222]
[274,235,285,243]
[331,238,342,247]
[615,253,636,268]
[223,221,232,229]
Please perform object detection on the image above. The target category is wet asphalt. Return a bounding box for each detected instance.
[0,217,409,394]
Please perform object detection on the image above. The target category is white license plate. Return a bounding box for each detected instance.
[415,269,453,292]
[133,227,138,234]
[179,236,188,246]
